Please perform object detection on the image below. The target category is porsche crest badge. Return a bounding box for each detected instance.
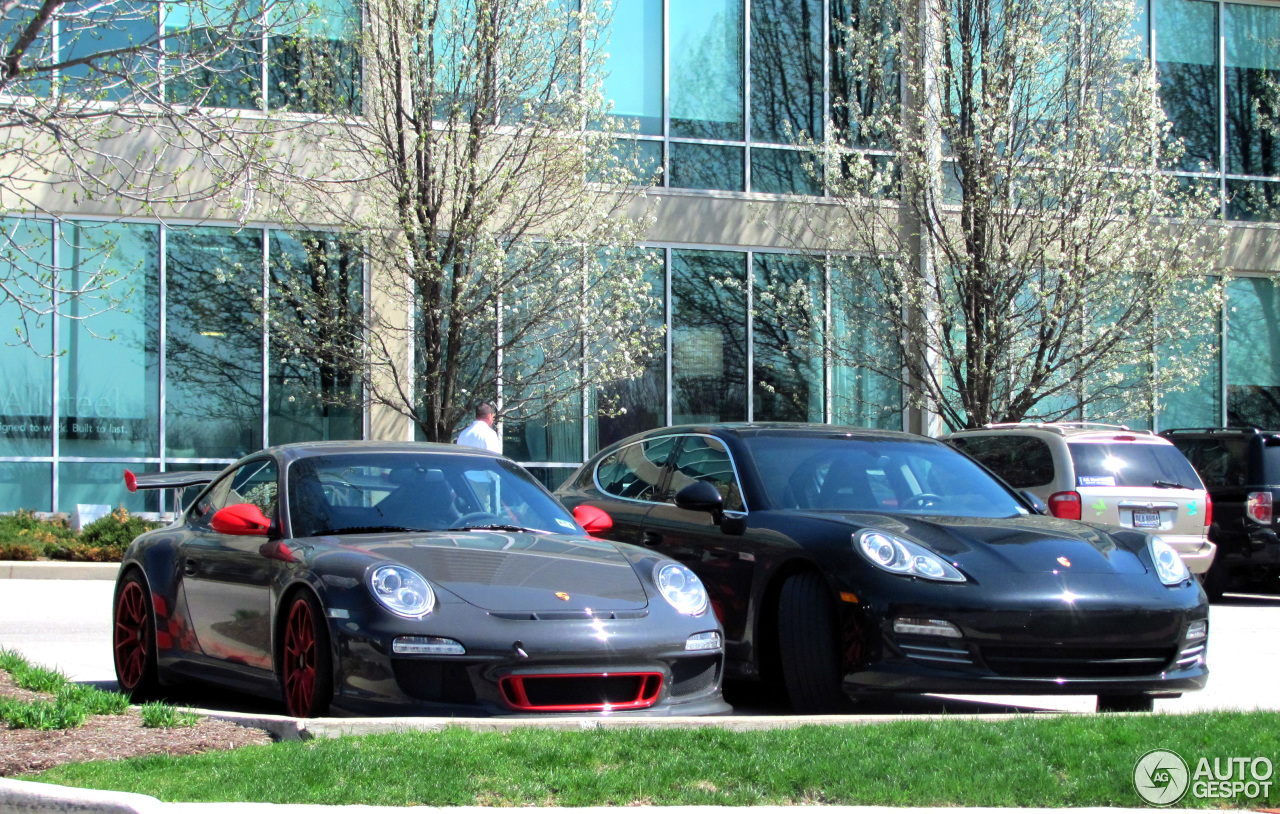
[555,592,570,601]
[1057,557,1071,567]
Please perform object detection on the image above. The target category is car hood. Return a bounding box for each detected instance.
[814,512,1148,575]
[328,530,649,611]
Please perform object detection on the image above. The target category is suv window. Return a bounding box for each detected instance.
[668,435,745,512]
[1067,442,1202,489]
[1171,438,1251,488]
[595,436,677,502]
[950,435,1055,488]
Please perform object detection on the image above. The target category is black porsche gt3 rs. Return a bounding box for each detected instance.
[555,424,1210,714]
[112,442,728,718]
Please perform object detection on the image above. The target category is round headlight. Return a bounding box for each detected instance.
[368,564,435,617]
[1148,536,1189,586]
[654,562,709,616]
[855,530,966,582]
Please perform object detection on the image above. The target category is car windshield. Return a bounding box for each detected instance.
[287,452,582,538]
[743,435,1028,518]
[1067,442,1203,489]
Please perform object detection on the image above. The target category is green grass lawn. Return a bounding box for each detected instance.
[33,711,1280,807]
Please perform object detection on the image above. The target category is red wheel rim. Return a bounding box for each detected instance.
[283,599,317,717]
[113,581,150,689]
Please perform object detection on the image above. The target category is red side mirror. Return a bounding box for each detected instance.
[573,504,613,535]
[210,503,273,536]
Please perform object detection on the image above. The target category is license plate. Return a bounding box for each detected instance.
[1132,511,1161,528]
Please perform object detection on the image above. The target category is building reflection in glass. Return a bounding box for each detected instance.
[672,250,747,424]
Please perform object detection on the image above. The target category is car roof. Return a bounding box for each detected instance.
[624,422,934,443]
[947,422,1170,443]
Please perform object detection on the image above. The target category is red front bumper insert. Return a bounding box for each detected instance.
[499,672,663,712]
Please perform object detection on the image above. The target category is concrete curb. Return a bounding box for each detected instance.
[0,563,118,581]
[191,708,1092,742]
[0,782,1254,814]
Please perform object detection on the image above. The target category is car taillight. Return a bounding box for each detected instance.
[1049,490,1082,520]
[1247,491,1272,524]
[1204,493,1213,528]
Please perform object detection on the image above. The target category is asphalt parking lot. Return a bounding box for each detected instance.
[2,576,1278,717]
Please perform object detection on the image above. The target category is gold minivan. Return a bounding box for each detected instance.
[946,423,1217,574]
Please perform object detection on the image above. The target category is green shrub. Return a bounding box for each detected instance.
[140,701,200,728]
[0,510,76,557]
[0,543,39,560]
[79,507,159,549]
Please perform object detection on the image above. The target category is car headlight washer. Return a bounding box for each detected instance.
[855,529,966,582]
[368,564,436,617]
[1148,536,1190,586]
[654,562,710,615]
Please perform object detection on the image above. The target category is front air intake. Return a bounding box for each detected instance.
[499,672,662,711]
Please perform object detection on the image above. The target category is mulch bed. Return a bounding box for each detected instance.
[0,671,275,777]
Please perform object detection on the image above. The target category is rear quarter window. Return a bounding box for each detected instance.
[1171,438,1250,488]
[949,435,1055,488]
[1067,442,1203,489]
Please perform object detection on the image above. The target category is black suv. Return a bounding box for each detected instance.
[1160,427,1280,598]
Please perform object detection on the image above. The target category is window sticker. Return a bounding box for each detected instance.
[1078,475,1117,487]
[555,517,576,530]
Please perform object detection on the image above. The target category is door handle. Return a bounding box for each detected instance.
[642,531,663,548]
[183,559,199,576]
[707,548,736,560]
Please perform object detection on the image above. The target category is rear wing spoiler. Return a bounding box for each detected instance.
[124,469,216,493]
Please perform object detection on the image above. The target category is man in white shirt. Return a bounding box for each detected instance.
[456,402,502,453]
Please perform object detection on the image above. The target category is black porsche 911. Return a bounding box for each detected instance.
[112,442,728,718]
[555,424,1209,713]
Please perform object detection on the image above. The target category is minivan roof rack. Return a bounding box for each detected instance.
[1160,427,1266,435]
[980,421,1150,436]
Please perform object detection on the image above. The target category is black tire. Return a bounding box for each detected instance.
[1097,694,1155,712]
[112,570,161,701]
[778,572,852,714]
[279,590,334,718]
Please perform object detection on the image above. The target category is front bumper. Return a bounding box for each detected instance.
[1163,535,1217,575]
[329,604,731,717]
[839,572,1209,697]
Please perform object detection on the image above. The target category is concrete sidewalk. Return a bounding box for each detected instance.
[0,781,1258,814]
[0,562,118,580]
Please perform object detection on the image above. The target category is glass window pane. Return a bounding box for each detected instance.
[0,463,51,512]
[591,250,665,454]
[1158,278,1221,430]
[669,0,743,139]
[602,0,662,135]
[267,0,360,112]
[0,218,53,456]
[58,462,159,514]
[58,222,160,457]
[268,231,363,445]
[672,249,746,423]
[59,0,158,101]
[669,142,744,191]
[165,0,262,109]
[1225,2,1280,177]
[1,2,53,96]
[829,259,900,428]
[751,148,822,195]
[669,435,744,511]
[1226,276,1280,427]
[750,0,822,143]
[165,226,264,459]
[610,139,663,186]
[1154,0,1219,172]
[830,0,897,148]
[1227,179,1280,221]
[752,253,823,422]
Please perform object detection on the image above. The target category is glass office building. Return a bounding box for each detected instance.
[3,0,1280,510]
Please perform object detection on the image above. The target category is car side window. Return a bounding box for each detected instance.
[595,436,677,502]
[1174,439,1249,488]
[193,459,279,526]
[952,435,1055,488]
[668,436,745,512]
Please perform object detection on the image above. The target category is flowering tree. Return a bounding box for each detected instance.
[257,0,658,442]
[813,0,1225,429]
